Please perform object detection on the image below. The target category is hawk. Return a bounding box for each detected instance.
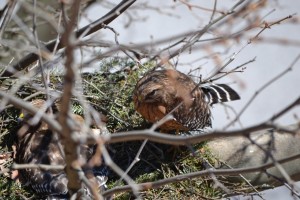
[16,99,107,198]
[133,69,240,132]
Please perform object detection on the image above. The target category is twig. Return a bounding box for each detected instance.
[178,0,223,14]
[0,0,18,39]
[102,152,300,197]
[78,170,102,200]
[1,91,43,110]
[100,145,141,199]
[11,163,64,170]
[3,0,137,77]
[209,0,218,23]
[247,136,295,187]
[264,171,300,198]
[105,97,300,145]
[203,13,295,83]
[224,54,300,129]
[116,139,148,185]
[0,90,62,133]
[157,0,248,65]
[220,160,265,199]
[32,0,51,103]
[208,57,256,82]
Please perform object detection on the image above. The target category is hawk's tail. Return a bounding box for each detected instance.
[201,84,240,105]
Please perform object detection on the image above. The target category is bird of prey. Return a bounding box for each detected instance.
[15,99,107,199]
[133,69,240,132]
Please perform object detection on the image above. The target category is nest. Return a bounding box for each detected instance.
[0,58,260,199]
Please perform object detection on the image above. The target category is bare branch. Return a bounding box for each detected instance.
[3,0,136,77]
[58,0,83,195]
[105,96,300,145]
[225,54,300,129]
[0,90,62,133]
[0,0,18,39]
[102,152,300,197]
[11,163,64,171]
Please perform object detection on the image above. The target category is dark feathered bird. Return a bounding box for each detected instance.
[133,69,240,132]
[16,99,107,198]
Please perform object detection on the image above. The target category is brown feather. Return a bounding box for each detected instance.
[133,69,238,132]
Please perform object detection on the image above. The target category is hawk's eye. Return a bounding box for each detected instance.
[146,89,158,99]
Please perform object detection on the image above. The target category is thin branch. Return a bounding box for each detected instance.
[0,0,18,39]
[203,14,295,83]
[265,171,300,198]
[105,97,300,145]
[1,91,43,110]
[78,170,102,200]
[11,163,64,170]
[220,160,264,199]
[209,0,218,23]
[247,136,294,187]
[157,0,248,65]
[100,145,141,199]
[116,139,148,185]
[102,152,300,197]
[79,13,294,68]
[225,54,300,129]
[178,0,223,14]
[3,0,137,77]
[208,57,256,82]
[0,90,62,133]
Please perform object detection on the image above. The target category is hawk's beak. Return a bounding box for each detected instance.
[158,105,166,114]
